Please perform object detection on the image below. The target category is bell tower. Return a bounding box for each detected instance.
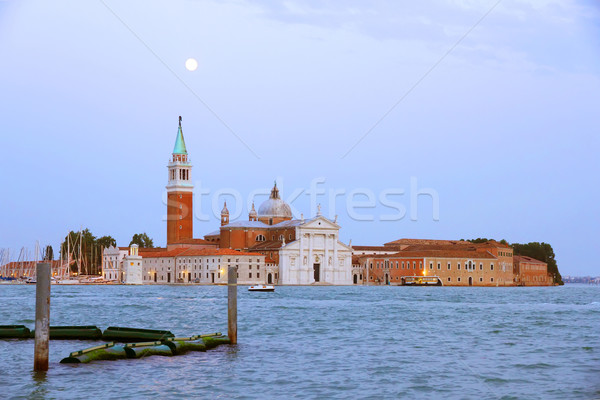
[166,116,194,244]
[221,202,230,226]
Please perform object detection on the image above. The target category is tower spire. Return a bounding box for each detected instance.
[221,201,230,226]
[173,116,188,155]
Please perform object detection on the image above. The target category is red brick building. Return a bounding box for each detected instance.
[355,239,519,286]
[514,255,552,286]
[204,183,299,264]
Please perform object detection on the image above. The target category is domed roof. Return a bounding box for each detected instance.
[258,182,292,218]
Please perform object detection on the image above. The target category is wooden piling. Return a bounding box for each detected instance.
[227,265,237,344]
[34,262,51,371]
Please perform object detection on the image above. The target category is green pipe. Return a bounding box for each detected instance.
[102,327,174,342]
[202,335,231,349]
[0,325,31,339]
[60,343,127,363]
[31,326,102,340]
[124,341,175,358]
[165,338,206,355]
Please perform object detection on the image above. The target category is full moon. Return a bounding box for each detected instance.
[185,58,198,71]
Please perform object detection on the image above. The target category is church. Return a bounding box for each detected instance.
[204,184,353,285]
[100,118,555,287]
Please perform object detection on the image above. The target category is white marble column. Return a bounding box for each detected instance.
[308,233,314,283]
[333,234,338,282]
[324,233,329,283]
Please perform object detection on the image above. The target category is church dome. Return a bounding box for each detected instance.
[258,182,292,219]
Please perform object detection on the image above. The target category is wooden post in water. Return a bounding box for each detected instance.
[227,265,237,344]
[34,262,51,371]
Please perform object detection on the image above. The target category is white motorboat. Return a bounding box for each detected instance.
[56,279,80,285]
[248,285,275,292]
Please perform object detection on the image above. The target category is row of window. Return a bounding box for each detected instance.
[145,271,222,281]
[521,265,546,271]
[446,276,495,283]
[149,264,260,273]
[370,261,423,270]
[370,261,496,271]
[255,234,294,242]
[523,275,547,282]
[145,257,258,265]
[142,270,274,282]
[429,261,494,271]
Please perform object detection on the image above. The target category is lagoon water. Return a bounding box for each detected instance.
[0,285,598,399]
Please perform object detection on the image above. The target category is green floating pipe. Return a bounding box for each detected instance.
[202,334,231,349]
[162,333,224,355]
[60,342,127,363]
[60,332,231,364]
[31,326,102,340]
[0,325,31,339]
[164,335,205,355]
[124,341,175,359]
[102,327,174,342]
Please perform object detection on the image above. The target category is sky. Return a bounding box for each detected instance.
[0,0,599,276]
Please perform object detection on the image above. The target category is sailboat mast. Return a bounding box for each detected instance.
[67,234,71,277]
[78,230,82,276]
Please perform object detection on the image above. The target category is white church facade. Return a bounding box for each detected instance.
[278,216,353,285]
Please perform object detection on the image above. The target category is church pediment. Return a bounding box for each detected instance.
[301,216,340,230]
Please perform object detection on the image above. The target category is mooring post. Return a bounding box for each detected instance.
[227,265,237,344]
[34,262,51,371]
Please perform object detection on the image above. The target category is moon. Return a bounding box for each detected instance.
[185,58,198,71]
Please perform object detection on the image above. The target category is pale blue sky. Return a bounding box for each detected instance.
[0,0,599,275]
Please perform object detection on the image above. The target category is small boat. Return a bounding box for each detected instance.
[401,276,442,286]
[25,277,36,284]
[56,279,79,285]
[248,285,275,292]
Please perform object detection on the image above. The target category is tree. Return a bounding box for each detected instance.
[43,245,54,261]
[468,238,491,243]
[96,235,117,249]
[130,233,154,248]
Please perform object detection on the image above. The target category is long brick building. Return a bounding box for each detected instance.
[354,239,552,286]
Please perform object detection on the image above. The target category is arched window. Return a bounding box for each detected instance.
[255,234,266,242]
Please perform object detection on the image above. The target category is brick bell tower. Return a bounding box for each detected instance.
[166,116,194,244]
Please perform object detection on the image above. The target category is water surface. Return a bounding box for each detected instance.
[0,285,598,399]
